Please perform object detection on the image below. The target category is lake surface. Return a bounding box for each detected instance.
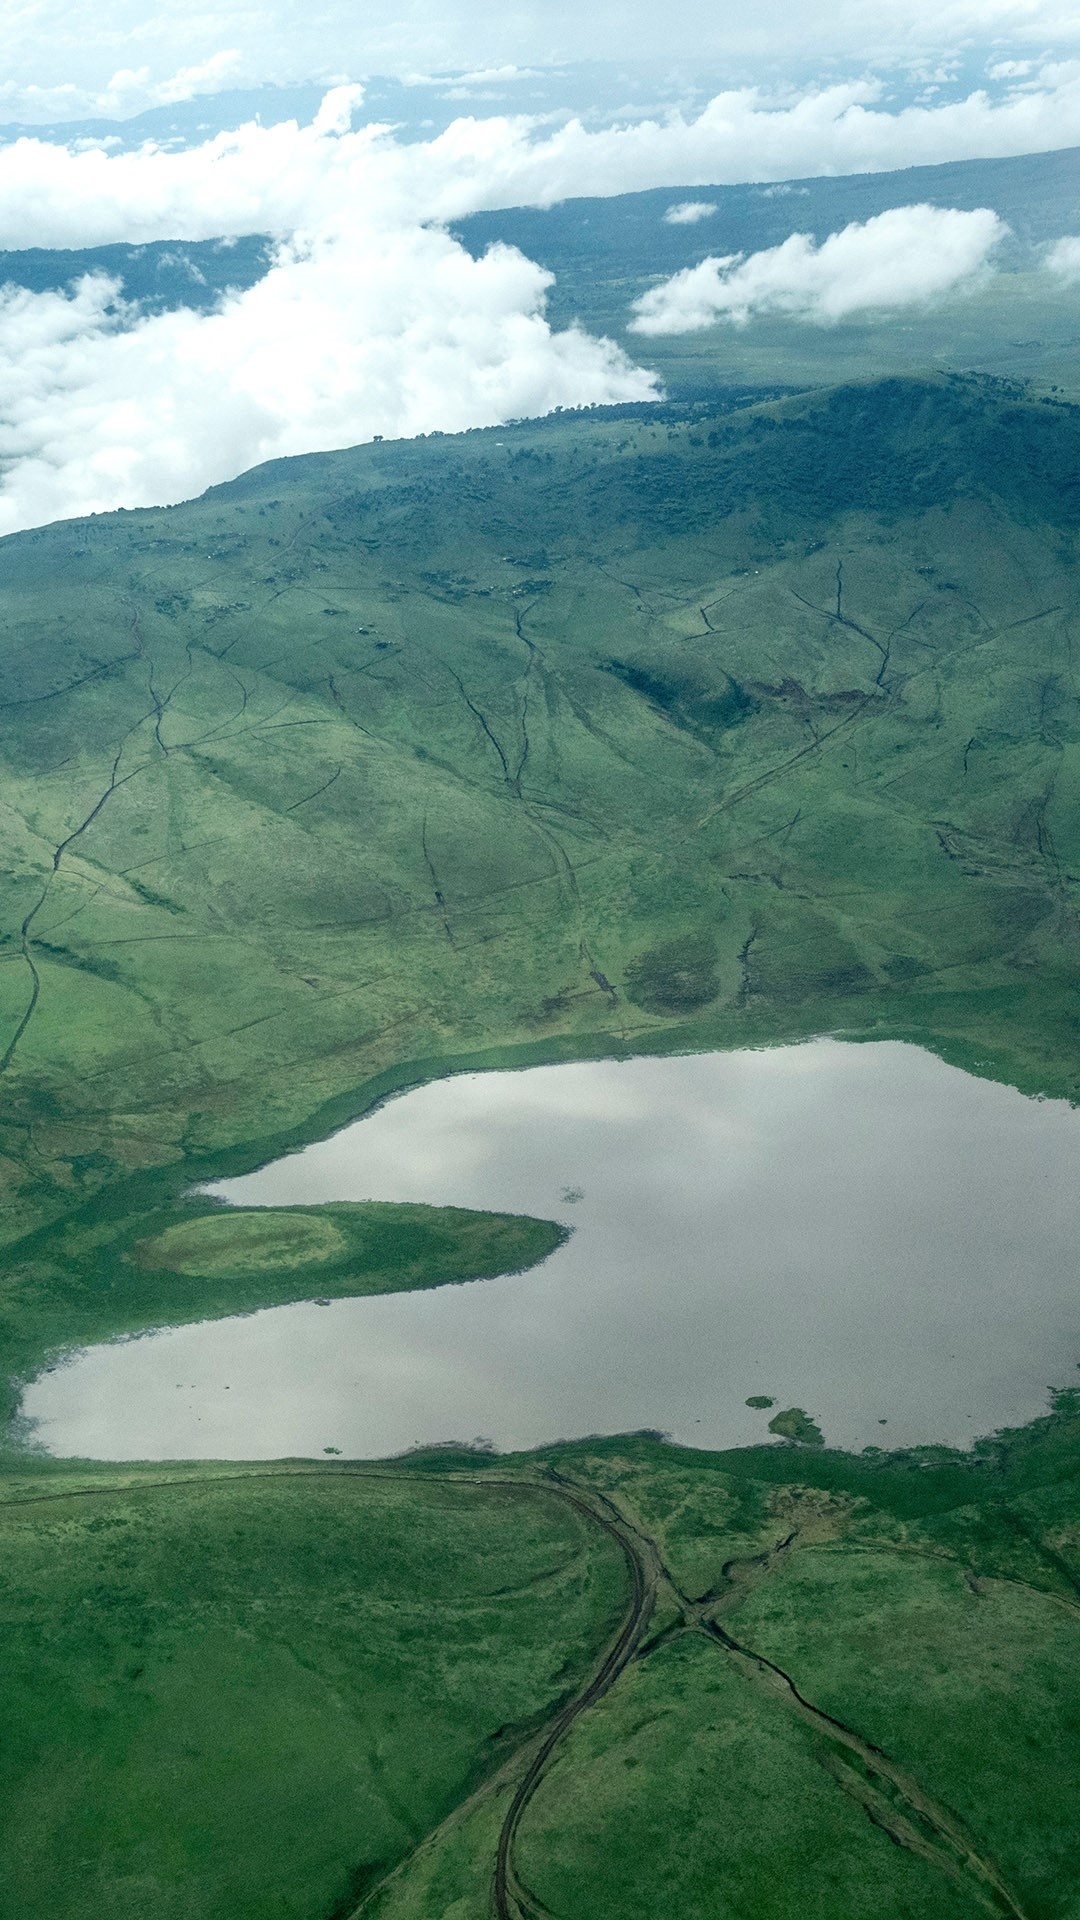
[22,1039,1080,1459]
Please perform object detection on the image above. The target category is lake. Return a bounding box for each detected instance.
[21,1038,1080,1459]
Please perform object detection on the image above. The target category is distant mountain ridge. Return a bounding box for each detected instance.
[457,143,1080,277]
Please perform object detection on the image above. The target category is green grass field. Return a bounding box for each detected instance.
[7,1394,1080,1920]
[0,1465,628,1920]
[4,370,1080,1915]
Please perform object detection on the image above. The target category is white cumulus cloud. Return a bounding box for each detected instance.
[109,50,245,110]
[629,204,1007,332]
[664,200,718,224]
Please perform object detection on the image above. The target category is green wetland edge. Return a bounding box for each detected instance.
[5,372,1080,1914]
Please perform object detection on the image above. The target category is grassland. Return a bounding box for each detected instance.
[0,1464,629,1920]
[6,1391,1080,1920]
[4,370,1080,1914]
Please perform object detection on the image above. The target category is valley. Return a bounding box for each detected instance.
[4,370,1080,1916]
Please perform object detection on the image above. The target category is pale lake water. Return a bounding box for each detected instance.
[20,1038,1080,1460]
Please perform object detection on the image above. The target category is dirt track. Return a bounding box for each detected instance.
[491,1470,657,1920]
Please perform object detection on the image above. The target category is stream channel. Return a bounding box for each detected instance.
[22,1038,1080,1459]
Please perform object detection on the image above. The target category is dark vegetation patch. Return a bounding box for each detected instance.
[127,878,186,915]
[883,955,930,982]
[602,657,758,731]
[625,934,720,1014]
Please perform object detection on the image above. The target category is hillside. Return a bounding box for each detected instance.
[1,372,1080,1384]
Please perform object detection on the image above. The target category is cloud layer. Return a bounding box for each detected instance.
[630,204,1007,332]
[4,1,1080,122]
[5,71,1080,252]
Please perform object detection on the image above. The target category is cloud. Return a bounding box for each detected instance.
[4,71,1080,252]
[111,49,244,109]
[629,204,1006,331]
[4,1,1080,119]
[0,48,246,124]
[0,234,657,537]
[310,83,365,135]
[664,200,717,224]
[1044,234,1080,281]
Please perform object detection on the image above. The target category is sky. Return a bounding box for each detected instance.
[1,3,1079,533]
[4,1,1080,122]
